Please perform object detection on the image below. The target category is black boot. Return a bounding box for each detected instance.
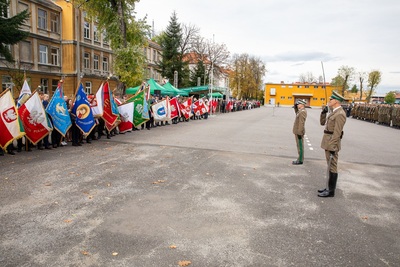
[318,172,332,193]
[318,173,338,197]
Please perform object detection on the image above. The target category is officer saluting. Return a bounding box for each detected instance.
[318,91,346,197]
[292,99,307,165]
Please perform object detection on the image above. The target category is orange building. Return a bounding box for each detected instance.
[264,82,338,107]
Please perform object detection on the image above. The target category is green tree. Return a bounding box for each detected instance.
[366,70,382,103]
[384,91,396,104]
[336,65,355,96]
[158,11,184,87]
[350,84,358,93]
[0,0,30,62]
[77,0,149,90]
[190,60,207,86]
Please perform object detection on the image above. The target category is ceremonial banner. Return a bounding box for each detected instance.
[193,98,209,116]
[19,91,53,145]
[210,99,218,113]
[152,99,169,122]
[71,83,95,135]
[126,90,149,127]
[117,102,134,133]
[169,97,180,119]
[102,82,118,131]
[46,85,72,137]
[17,79,31,108]
[0,90,25,149]
[91,83,104,117]
[179,97,193,120]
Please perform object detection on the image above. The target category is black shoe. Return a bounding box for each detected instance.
[292,160,303,165]
[38,146,44,150]
[318,190,335,197]
[86,141,92,144]
[45,146,52,150]
[8,151,15,155]
[318,188,327,193]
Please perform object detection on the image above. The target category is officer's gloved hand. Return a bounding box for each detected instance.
[297,135,302,140]
[322,106,328,114]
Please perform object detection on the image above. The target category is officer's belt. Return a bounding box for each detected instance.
[324,130,334,134]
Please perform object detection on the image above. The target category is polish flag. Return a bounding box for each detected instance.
[19,91,53,145]
[117,102,134,133]
[0,90,25,149]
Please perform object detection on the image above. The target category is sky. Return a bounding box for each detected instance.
[134,0,400,95]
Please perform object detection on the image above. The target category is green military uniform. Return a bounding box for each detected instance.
[318,91,346,197]
[292,99,307,164]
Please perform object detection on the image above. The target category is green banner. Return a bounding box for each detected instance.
[126,90,149,127]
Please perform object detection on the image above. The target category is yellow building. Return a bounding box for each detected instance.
[1,0,117,99]
[264,82,338,107]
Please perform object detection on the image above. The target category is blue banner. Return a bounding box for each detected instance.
[46,86,71,137]
[71,83,95,135]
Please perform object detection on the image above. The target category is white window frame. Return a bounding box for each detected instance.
[93,25,99,42]
[83,52,90,69]
[39,44,48,64]
[102,57,109,71]
[84,21,90,39]
[85,82,92,94]
[38,8,47,30]
[40,78,49,94]
[93,54,99,70]
[50,12,59,33]
[51,47,59,66]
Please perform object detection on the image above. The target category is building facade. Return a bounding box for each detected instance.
[264,82,337,107]
[0,0,117,99]
[143,40,162,84]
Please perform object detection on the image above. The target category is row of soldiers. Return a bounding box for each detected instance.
[351,103,400,128]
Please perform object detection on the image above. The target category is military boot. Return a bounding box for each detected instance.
[318,172,333,193]
[318,173,338,197]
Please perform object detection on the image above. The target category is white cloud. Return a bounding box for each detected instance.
[135,0,400,93]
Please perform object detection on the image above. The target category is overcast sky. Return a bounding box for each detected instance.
[135,0,400,94]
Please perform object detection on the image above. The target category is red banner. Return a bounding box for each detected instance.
[102,82,118,131]
[179,97,192,120]
[169,97,180,119]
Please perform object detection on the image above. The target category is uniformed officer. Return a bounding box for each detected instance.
[292,99,307,165]
[318,91,347,197]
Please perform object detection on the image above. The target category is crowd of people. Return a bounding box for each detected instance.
[350,103,400,128]
[1,91,261,156]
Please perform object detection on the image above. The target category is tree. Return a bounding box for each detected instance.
[366,70,382,103]
[229,53,266,100]
[337,65,355,96]
[358,71,366,101]
[190,60,207,86]
[350,84,358,93]
[299,72,316,83]
[384,91,396,104]
[158,11,184,87]
[77,0,149,91]
[0,0,30,62]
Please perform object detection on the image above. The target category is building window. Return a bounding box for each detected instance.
[85,82,92,94]
[305,85,309,88]
[51,79,58,93]
[320,98,326,101]
[153,49,156,62]
[314,86,318,88]
[20,41,32,62]
[322,86,326,89]
[38,9,47,30]
[40,78,49,94]
[297,85,302,88]
[0,44,11,59]
[288,97,293,100]
[93,25,99,42]
[84,52,90,69]
[2,76,12,91]
[1,1,9,18]
[102,57,109,71]
[50,12,59,33]
[102,30,108,44]
[51,48,59,66]
[280,96,285,99]
[93,54,99,70]
[84,21,90,39]
[39,44,48,64]
[313,97,318,101]
[281,85,286,88]
[288,85,293,88]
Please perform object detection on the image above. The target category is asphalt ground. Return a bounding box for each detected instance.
[0,106,399,267]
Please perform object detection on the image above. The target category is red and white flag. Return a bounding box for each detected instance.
[91,83,104,117]
[193,98,208,116]
[117,102,134,133]
[0,90,25,149]
[19,91,53,145]
[179,97,193,120]
[169,97,181,119]
[210,99,218,113]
